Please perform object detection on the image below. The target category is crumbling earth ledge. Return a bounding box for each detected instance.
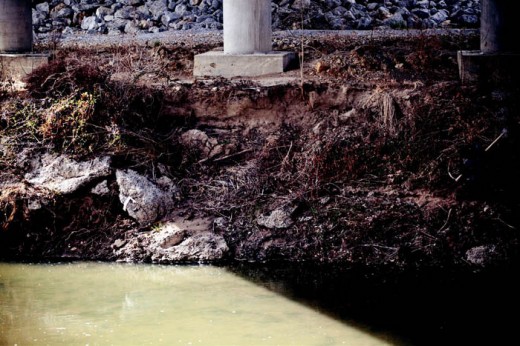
[1,29,519,271]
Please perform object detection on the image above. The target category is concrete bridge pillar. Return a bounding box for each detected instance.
[480,0,518,54]
[194,0,294,78]
[0,0,33,53]
[0,0,49,86]
[223,0,272,54]
[458,0,520,85]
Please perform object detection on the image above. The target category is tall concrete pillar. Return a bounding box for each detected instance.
[480,0,518,54]
[0,0,33,53]
[223,0,272,54]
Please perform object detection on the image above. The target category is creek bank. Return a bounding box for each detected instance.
[1,30,519,269]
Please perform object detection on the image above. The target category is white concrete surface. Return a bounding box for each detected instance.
[223,0,272,54]
[194,51,295,78]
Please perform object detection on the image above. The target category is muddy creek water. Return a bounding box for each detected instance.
[0,262,396,346]
[1,262,519,346]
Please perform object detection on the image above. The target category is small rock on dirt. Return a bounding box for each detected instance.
[465,245,498,266]
[257,209,294,229]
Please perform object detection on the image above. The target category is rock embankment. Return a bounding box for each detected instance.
[32,0,480,35]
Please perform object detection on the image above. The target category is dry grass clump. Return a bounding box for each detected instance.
[1,57,186,166]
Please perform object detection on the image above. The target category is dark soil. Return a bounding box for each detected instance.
[2,30,520,271]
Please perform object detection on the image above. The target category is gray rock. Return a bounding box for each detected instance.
[114,222,228,263]
[161,11,181,25]
[383,12,407,28]
[95,6,113,19]
[136,5,150,17]
[81,16,99,30]
[114,6,136,20]
[124,20,140,33]
[32,11,47,26]
[174,4,189,16]
[106,18,128,31]
[36,2,50,13]
[378,6,392,19]
[412,8,430,19]
[91,180,110,196]
[148,25,162,33]
[257,209,293,229]
[51,6,74,19]
[115,169,176,225]
[459,14,478,25]
[416,0,430,9]
[148,0,168,20]
[121,0,144,5]
[430,9,448,23]
[356,16,373,29]
[26,155,112,195]
[291,0,311,10]
[343,10,357,21]
[465,245,499,266]
[367,3,380,11]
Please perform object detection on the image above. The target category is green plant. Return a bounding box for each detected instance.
[40,92,97,152]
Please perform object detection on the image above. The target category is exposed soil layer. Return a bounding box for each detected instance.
[2,30,520,270]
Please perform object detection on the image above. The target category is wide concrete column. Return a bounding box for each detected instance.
[480,0,518,54]
[0,0,33,53]
[224,0,272,54]
[458,0,520,85]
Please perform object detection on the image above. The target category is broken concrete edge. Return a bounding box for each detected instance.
[457,50,520,86]
[193,51,297,78]
[0,53,50,86]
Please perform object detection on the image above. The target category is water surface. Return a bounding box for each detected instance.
[0,262,394,346]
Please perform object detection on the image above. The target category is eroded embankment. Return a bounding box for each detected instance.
[1,32,519,270]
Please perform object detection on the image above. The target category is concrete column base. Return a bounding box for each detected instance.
[0,53,50,84]
[193,51,296,78]
[458,50,520,86]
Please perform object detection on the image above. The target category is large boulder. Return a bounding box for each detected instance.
[25,155,111,194]
[115,169,176,225]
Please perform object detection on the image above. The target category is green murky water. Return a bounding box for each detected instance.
[0,262,394,346]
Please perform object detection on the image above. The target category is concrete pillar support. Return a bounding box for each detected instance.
[194,0,295,78]
[224,0,272,54]
[0,0,33,53]
[458,0,520,85]
[1,0,49,86]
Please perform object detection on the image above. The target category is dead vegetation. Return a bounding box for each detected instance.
[1,30,520,268]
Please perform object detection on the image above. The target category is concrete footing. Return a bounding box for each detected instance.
[193,51,296,78]
[0,53,50,84]
[457,50,520,86]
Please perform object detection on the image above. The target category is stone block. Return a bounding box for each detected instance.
[193,51,296,78]
[458,50,520,86]
[0,53,50,84]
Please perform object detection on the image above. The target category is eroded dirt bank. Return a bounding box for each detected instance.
[1,30,519,270]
